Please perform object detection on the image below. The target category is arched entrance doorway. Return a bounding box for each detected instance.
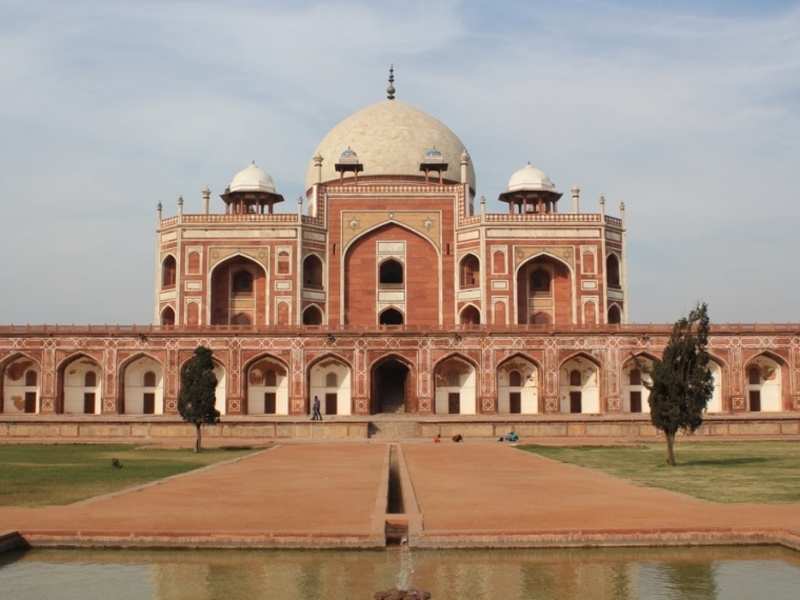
[371,357,410,414]
[434,356,477,415]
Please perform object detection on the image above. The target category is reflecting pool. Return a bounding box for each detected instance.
[1,545,799,599]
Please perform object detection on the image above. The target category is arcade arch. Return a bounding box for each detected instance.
[497,355,539,414]
[559,354,600,414]
[745,353,784,412]
[516,254,573,325]
[1,355,40,414]
[209,255,267,326]
[621,355,655,413]
[434,355,477,415]
[308,356,352,416]
[371,355,412,414]
[245,356,288,415]
[60,355,102,415]
[121,355,163,415]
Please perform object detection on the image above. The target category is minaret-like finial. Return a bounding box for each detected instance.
[386,65,396,100]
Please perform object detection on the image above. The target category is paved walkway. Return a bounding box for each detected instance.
[401,443,800,545]
[0,443,387,545]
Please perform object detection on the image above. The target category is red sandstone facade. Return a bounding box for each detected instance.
[1,91,799,420]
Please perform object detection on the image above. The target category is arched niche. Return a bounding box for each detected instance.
[706,359,724,413]
[246,356,289,415]
[434,356,477,415]
[621,355,655,413]
[61,355,102,415]
[122,355,164,415]
[608,304,622,324]
[516,254,573,325]
[606,253,621,288]
[308,356,352,416]
[162,255,176,288]
[209,255,267,326]
[459,305,480,326]
[379,307,404,326]
[497,355,539,414]
[459,254,480,289]
[1,355,40,414]
[161,306,175,326]
[303,305,323,326]
[559,354,600,414]
[745,354,784,412]
[303,255,323,289]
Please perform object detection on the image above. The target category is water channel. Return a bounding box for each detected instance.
[1,545,799,599]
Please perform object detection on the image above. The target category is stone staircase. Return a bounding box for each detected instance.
[368,420,421,440]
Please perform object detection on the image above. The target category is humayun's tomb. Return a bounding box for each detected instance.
[1,72,799,439]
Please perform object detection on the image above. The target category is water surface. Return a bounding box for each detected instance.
[1,545,799,599]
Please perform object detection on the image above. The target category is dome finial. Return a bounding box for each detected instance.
[386,64,396,100]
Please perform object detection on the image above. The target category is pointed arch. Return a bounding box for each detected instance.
[514,251,576,325]
[342,220,442,327]
[1,352,42,414]
[57,352,103,415]
[433,352,479,415]
[307,352,353,417]
[497,352,542,414]
[458,303,481,326]
[160,305,176,327]
[606,252,621,288]
[744,351,787,412]
[302,304,324,326]
[559,352,601,414]
[119,352,164,415]
[458,252,480,289]
[161,254,177,288]
[370,353,417,415]
[302,253,324,289]
[243,352,289,415]
[206,252,269,326]
[607,302,622,325]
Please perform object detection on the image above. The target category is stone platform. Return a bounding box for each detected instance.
[1,413,799,444]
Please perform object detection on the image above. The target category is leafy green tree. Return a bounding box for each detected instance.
[644,303,714,466]
[178,346,220,452]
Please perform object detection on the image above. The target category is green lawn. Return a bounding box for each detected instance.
[520,441,800,503]
[0,444,257,507]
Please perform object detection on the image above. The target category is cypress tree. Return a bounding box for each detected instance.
[178,346,220,452]
[645,303,714,466]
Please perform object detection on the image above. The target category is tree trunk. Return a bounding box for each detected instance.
[195,423,202,453]
[665,431,676,466]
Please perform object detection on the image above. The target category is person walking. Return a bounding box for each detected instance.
[312,395,322,421]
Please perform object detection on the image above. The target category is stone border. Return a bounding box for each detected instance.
[370,444,391,543]
[413,528,800,552]
[396,444,423,541]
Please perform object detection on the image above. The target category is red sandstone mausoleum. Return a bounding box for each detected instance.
[1,73,798,428]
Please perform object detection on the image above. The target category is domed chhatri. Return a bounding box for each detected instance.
[221,161,284,214]
[499,163,563,214]
[305,100,476,191]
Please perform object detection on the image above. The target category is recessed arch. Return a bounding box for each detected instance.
[608,303,622,324]
[378,258,404,286]
[370,353,416,415]
[433,353,478,415]
[621,353,657,414]
[1,352,42,414]
[207,253,268,326]
[497,353,541,414]
[161,254,177,288]
[458,303,481,326]
[160,305,176,327]
[119,353,164,415]
[303,253,324,289]
[606,252,621,289]
[458,253,480,289]
[303,304,324,326]
[559,352,601,414]
[379,307,404,326]
[342,220,442,327]
[58,352,102,415]
[308,353,352,416]
[244,353,289,415]
[514,251,576,325]
[743,351,786,412]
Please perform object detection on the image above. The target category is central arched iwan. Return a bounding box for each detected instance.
[344,223,439,326]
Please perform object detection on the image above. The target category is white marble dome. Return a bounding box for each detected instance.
[305,100,475,190]
[507,163,558,194]
[229,162,277,194]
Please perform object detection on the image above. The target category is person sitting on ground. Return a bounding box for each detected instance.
[452,434,463,443]
[498,431,519,443]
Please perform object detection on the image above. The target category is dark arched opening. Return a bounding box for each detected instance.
[379,259,403,287]
[606,254,621,288]
[459,255,480,288]
[379,308,404,325]
[303,255,323,289]
[162,256,176,288]
[459,305,480,325]
[608,304,622,324]
[372,358,410,414]
[303,305,323,325]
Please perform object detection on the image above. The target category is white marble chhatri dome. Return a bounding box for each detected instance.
[507,163,559,194]
[305,100,476,191]
[229,162,277,194]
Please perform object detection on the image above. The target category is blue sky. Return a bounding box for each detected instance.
[1,0,798,324]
